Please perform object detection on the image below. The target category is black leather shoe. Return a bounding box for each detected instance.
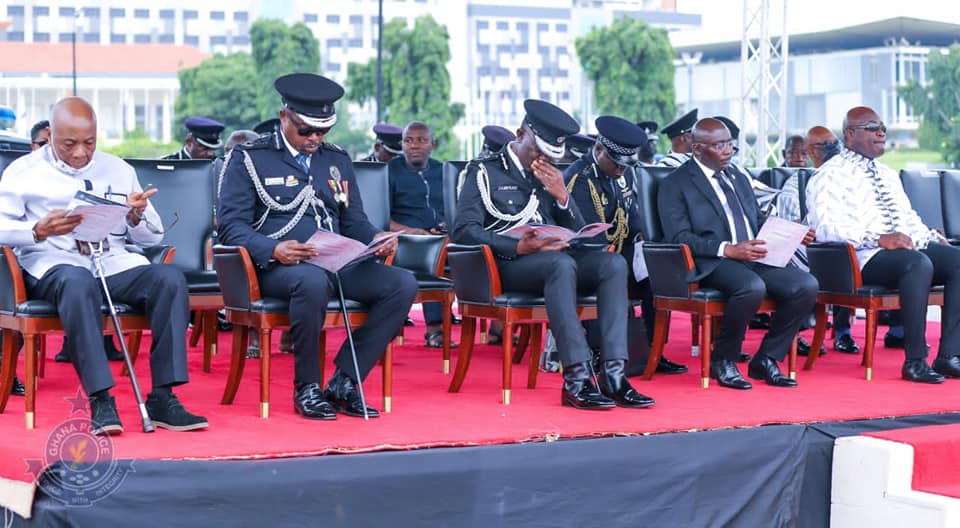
[710,360,752,390]
[324,371,380,418]
[598,360,654,408]
[561,362,616,410]
[55,349,70,363]
[89,392,123,435]
[747,354,797,387]
[736,352,752,363]
[796,336,827,357]
[451,314,462,325]
[656,356,688,374]
[901,359,946,384]
[10,376,24,396]
[404,317,415,327]
[834,334,860,354]
[884,333,905,349]
[294,383,337,420]
[748,313,771,330]
[932,356,960,378]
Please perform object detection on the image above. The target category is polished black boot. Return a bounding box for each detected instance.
[561,362,615,410]
[598,360,654,408]
[324,369,380,418]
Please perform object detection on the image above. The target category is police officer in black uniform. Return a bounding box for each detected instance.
[218,73,416,420]
[360,123,403,162]
[564,116,687,377]
[635,120,659,165]
[164,117,225,160]
[453,99,654,410]
[655,109,698,168]
[479,125,515,158]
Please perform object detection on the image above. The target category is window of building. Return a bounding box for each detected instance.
[304,13,318,23]
[134,33,150,43]
[157,34,173,43]
[184,10,198,20]
[111,33,125,43]
[184,35,198,46]
[83,7,100,17]
[555,23,567,32]
[33,6,49,16]
[82,32,98,43]
[32,32,50,42]
[234,35,250,45]
[6,31,24,41]
[58,7,74,17]
[7,6,24,16]
[57,32,72,41]
[496,21,508,30]
[476,20,488,30]
[327,14,340,24]
[328,62,341,72]
[211,35,227,45]
[234,11,248,22]
[348,38,362,48]
[327,38,342,47]
[109,8,124,17]
[210,11,224,21]
[537,23,548,31]
[349,15,362,24]
[159,9,174,20]
[134,9,149,19]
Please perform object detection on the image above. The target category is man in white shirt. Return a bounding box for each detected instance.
[806,105,960,383]
[0,97,207,434]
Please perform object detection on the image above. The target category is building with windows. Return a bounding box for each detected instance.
[672,17,960,146]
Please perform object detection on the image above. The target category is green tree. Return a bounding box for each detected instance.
[174,52,261,138]
[900,45,960,167]
[101,128,181,159]
[575,17,676,126]
[249,19,321,120]
[346,16,465,160]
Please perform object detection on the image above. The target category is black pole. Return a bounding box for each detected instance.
[71,23,77,96]
[376,0,384,123]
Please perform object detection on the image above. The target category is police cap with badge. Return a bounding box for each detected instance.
[565,134,595,160]
[372,123,403,155]
[595,116,647,167]
[185,116,225,149]
[522,99,580,161]
[713,115,740,140]
[275,73,343,130]
[660,108,698,139]
[481,125,515,153]
[254,118,280,136]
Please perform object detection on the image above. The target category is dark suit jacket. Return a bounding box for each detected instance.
[657,158,765,281]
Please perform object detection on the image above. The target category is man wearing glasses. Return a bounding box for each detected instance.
[218,73,415,420]
[807,105,960,384]
[657,118,818,390]
[29,120,49,151]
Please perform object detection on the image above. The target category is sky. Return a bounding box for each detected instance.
[670,0,960,46]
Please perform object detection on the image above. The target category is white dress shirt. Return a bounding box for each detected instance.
[693,157,755,256]
[806,148,940,267]
[0,147,162,280]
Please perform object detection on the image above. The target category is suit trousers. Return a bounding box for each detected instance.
[860,244,960,361]
[700,259,818,362]
[258,259,417,386]
[26,264,190,396]
[496,249,629,367]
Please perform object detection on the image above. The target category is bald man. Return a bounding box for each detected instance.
[805,126,841,169]
[807,105,960,384]
[657,118,818,390]
[0,97,207,433]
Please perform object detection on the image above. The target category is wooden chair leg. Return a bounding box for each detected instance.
[501,321,513,405]
[259,328,271,418]
[36,335,45,379]
[526,323,543,389]
[448,317,476,393]
[382,342,392,413]
[690,314,699,353]
[643,310,670,380]
[804,303,829,371]
[441,295,453,374]
[788,336,798,380]
[202,310,217,372]
[512,324,530,364]
[24,332,37,429]
[700,314,712,388]
[189,311,202,347]
[121,331,143,378]
[0,329,19,413]
[479,318,488,344]
[863,309,878,380]
[221,326,249,405]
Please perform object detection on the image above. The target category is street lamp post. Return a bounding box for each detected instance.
[71,11,82,96]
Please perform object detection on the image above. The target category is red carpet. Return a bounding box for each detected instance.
[866,423,960,499]
[2,313,959,485]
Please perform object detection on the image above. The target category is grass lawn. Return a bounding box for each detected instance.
[882,148,948,171]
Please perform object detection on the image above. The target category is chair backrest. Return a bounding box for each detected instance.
[212,246,257,310]
[446,244,496,304]
[765,167,798,189]
[125,159,215,273]
[795,168,814,220]
[0,247,26,315]
[900,169,944,233]
[806,242,859,294]
[642,243,694,299]
[0,149,28,177]
[352,161,390,231]
[940,169,960,239]
[745,167,765,181]
[392,234,447,275]
[633,165,674,242]
[442,161,468,227]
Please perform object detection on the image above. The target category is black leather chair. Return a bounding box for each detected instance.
[445,244,599,404]
[213,246,391,417]
[636,166,798,387]
[939,170,960,240]
[352,161,390,231]
[901,169,944,235]
[127,158,223,372]
[0,247,172,429]
[442,161,469,229]
[762,167,798,190]
[803,242,944,380]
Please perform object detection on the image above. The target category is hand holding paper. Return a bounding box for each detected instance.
[304,230,402,272]
[501,222,612,242]
[754,216,810,267]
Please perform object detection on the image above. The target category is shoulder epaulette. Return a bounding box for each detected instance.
[321,142,348,156]
[239,133,274,151]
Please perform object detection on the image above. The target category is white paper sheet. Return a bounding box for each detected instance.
[66,204,130,242]
[305,230,402,272]
[500,222,612,241]
[754,216,809,267]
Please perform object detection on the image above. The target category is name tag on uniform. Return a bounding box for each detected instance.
[285,175,299,187]
[264,177,284,186]
[497,185,518,191]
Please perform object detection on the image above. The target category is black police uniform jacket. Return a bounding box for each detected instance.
[452,147,584,259]
[217,131,379,269]
[563,151,644,265]
[162,148,189,160]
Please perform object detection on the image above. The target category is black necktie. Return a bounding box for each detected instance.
[713,171,750,242]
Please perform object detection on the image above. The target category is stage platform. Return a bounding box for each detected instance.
[2,314,959,526]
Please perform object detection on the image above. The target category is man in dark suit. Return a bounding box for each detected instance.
[564,115,686,376]
[163,117,224,160]
[657,118,818,389]
[454,99,653,410]
[218,73,416,419]
[360,123,403,163]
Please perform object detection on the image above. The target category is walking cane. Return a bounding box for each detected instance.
[86,240,155,433]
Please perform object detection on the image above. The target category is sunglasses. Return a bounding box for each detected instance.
[848,123,886,134]
[32,140,47,147]
[285,110,331,137]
